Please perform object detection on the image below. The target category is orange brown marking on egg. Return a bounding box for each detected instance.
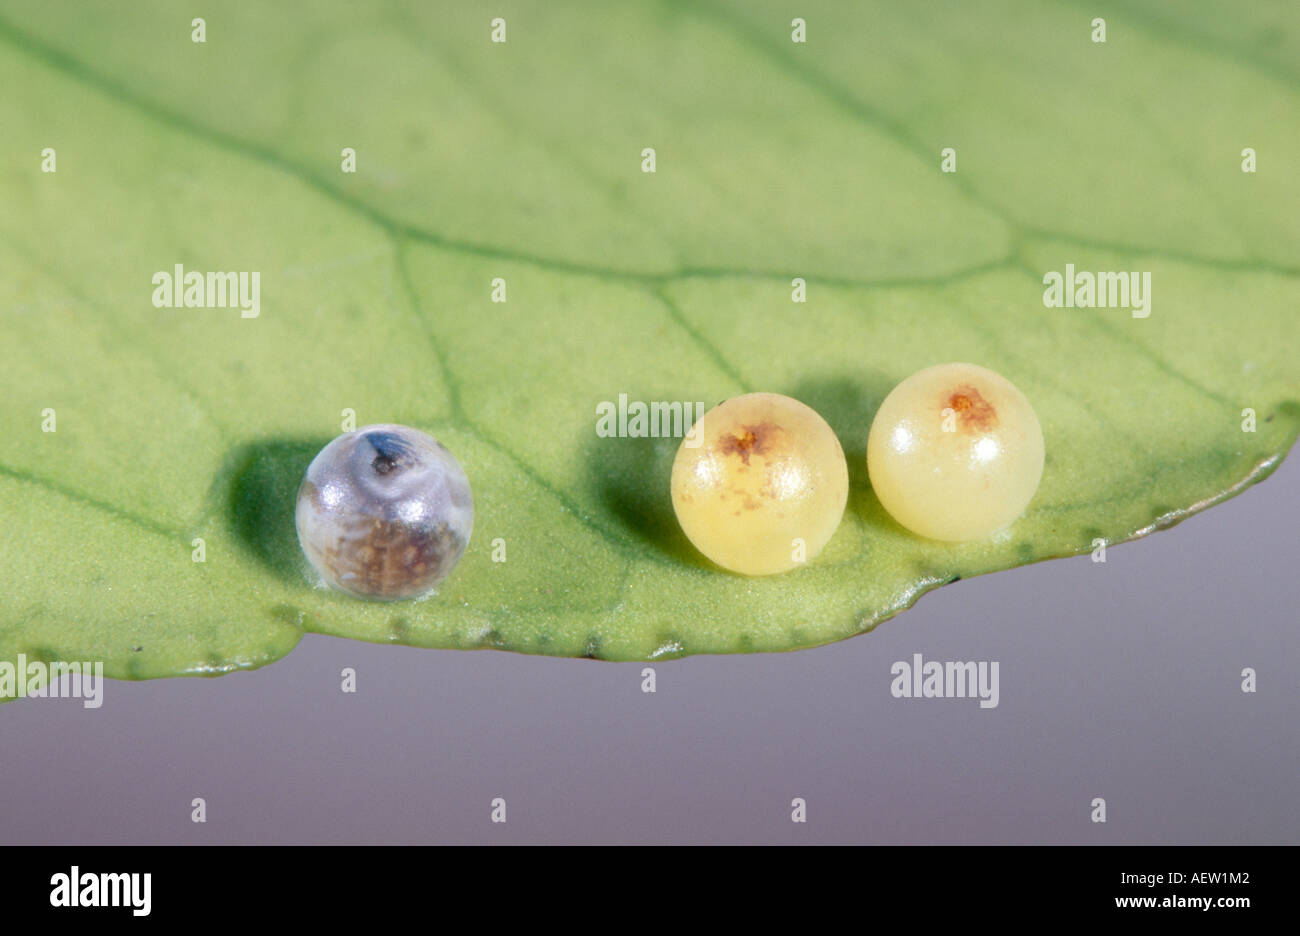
[946,385,997,432]
[717,422,786,465]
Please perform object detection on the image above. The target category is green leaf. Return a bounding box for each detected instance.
[1,0,1296,683]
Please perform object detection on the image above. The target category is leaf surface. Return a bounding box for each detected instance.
[0,0,1296,680]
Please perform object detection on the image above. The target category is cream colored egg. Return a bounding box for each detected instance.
[671,393,848,575]
[867,363,1044,541]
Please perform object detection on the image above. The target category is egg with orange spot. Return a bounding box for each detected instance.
[867,363,1044,541]
[670,393,848,575]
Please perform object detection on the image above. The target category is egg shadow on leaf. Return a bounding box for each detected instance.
[787,374,899,528]
[585,433,711,567]
[787,373,890,483]
[214,437,332,585]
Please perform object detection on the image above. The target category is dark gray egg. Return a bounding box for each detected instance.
[295,424,473,600]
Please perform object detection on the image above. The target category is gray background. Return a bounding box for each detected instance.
[2,456,1296,845]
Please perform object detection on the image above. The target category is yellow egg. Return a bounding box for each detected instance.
[671,392,848,575]
[867,363,1044,541]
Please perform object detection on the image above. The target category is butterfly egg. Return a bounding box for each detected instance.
[866,363,1044,542]
[670,392,849,575]
[295,424,474,600]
